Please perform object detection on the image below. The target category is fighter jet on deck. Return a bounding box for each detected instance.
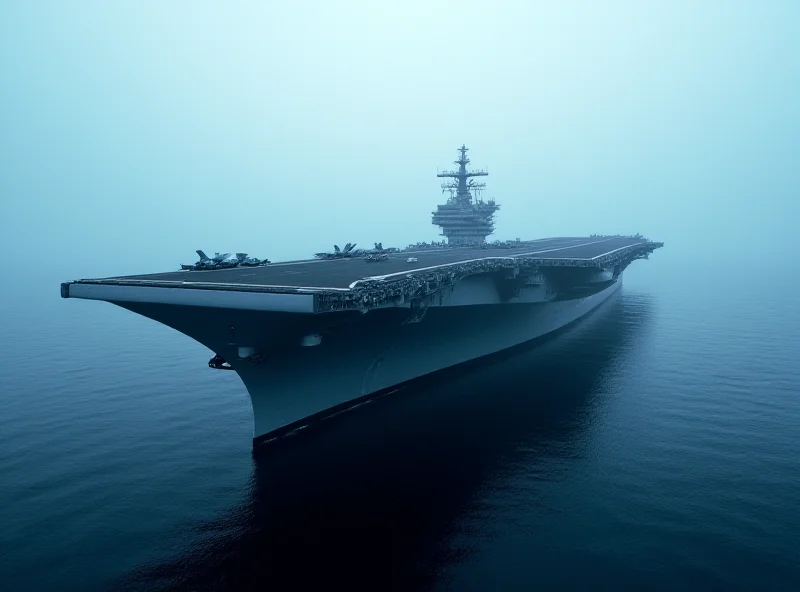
[180,250,270,271]
[314,242,358,259]
[237,253,272,266]
[315,242,397,260]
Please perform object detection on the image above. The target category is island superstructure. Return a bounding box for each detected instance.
[61,146,664,448]
[432,144,499,245]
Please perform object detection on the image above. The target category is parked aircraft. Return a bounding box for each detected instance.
[315,242,398,259]
[180,250,270,270]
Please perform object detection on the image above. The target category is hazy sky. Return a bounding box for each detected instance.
[1,0,797,280]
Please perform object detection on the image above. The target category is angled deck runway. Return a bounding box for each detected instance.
[97,236,647,290]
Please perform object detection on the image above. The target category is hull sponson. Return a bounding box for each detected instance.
[114,277,622,445]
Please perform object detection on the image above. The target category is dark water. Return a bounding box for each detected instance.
[1,257,798,591]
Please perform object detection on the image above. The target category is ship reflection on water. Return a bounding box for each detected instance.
[122,291,653,591]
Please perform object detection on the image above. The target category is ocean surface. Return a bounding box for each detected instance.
[1,254,798,591]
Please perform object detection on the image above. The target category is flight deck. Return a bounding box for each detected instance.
[78,236,652,292]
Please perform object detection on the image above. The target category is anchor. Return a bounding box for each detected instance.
[208,354,233,370]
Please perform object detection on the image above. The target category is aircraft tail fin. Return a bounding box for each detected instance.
[196,250,210,262]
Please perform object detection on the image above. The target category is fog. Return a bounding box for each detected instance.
[1,0,797,284]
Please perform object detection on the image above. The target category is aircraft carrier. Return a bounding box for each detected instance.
[61,146,663,448]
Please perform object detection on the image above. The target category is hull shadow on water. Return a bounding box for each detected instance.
[120,290,653,591]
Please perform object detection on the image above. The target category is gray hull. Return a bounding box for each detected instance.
[116,276,623,444]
